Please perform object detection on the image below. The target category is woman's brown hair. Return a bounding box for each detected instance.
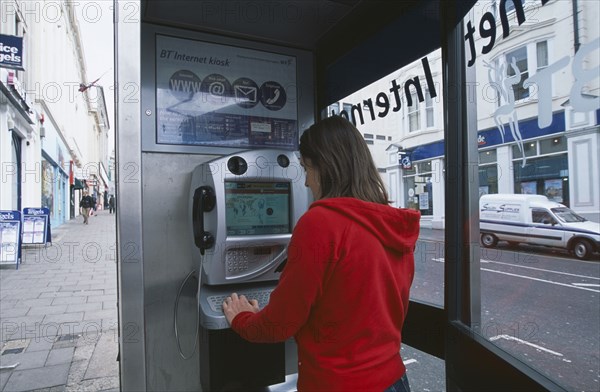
[299,116,390,205]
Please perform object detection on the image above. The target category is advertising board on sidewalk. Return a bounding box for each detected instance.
[0,210,22,268]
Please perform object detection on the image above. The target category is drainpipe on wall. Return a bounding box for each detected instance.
[572,0,580,53]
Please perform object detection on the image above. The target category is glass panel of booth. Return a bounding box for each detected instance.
[320,47,446,308]
[466,0,600,391]
[319,44,447,388]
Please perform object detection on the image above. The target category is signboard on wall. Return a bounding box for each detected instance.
[155,35,298,149]
[0,34,24,70]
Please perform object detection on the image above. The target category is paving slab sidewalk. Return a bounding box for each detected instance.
[0,210,119,392]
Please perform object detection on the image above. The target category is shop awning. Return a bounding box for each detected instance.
[72,178,84,190]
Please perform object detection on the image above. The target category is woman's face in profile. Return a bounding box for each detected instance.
[300,157,321,200]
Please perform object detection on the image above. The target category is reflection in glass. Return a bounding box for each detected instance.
[468,0,600,390]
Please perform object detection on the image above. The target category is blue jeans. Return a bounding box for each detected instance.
[383,373,411,392]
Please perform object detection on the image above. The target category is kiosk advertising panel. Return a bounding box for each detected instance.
[156,35,298,149]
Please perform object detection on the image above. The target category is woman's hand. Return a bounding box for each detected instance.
[222,293,259,326]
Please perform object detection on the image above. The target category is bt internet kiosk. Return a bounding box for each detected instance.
[190,149,308,391]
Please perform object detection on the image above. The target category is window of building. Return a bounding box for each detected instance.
[376,135,386,140]
[408,93,420,132]
[536,40,548,71]
[364,133,374,139]
[325,103,339,117]
[425,89,435,128]
[506,46,529,100]
[342,103,352,118]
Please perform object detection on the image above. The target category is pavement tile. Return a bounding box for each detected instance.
[17,299,54,308]
[0,308,30,318]
[27,306,69,316]
[41,313,84,325]
[83,332,118,380]
[50,297,88,306]
[65,303,103,314]
[66,376,119,392]
[0,372,10,391]
[25,338,54,353]
[0,350,49,370]
[1,211,119,391]
[82,310,116,322]
[45,348,75,366]
[2,363,70,391]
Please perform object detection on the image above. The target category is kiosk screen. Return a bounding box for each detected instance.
[224,181,291,236]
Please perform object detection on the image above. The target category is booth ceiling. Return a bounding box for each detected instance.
[142,0,418,50]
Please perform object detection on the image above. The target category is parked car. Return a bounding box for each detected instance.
[479,194,600,260]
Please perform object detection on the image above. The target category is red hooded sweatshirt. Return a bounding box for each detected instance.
[231,197,421,391]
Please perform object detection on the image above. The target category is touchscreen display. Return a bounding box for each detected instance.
[225,181,291,236]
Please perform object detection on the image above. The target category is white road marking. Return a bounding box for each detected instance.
[404,359,418,365]
[481,268,600,293]
[490,334,564,357]
[481,259,600,280]
[432,257,600,290]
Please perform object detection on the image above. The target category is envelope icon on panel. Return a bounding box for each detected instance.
[235,85,257,103]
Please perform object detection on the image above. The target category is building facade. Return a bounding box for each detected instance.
[327,0,600,227]
[1,0,112,227]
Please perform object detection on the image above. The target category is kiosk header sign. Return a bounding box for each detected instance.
[156,35,298,149]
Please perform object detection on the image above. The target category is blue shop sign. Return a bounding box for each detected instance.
[406,111,570,163]
[0,34,24,71]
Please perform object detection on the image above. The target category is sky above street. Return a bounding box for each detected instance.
[76,0,115,146]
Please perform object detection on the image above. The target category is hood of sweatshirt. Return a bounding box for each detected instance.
[310,197,421,253]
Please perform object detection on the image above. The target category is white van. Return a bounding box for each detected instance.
[479,194,600,260]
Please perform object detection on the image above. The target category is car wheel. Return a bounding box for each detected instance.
[572,239,592,260]
[481,233,498,248]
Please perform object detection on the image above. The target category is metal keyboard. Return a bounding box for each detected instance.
[207,289,274,313]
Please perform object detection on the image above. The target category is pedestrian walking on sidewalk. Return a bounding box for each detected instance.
[109,195,115,214]
[80,190,93,224]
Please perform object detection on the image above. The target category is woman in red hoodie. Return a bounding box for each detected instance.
[223,116,421,392]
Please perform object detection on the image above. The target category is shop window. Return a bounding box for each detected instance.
[403,160,433,216]
[479,149,497,164]
[539,136,567,154]
[514,154,569,204]
[512,140,537,158]
[479,149,498,196]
